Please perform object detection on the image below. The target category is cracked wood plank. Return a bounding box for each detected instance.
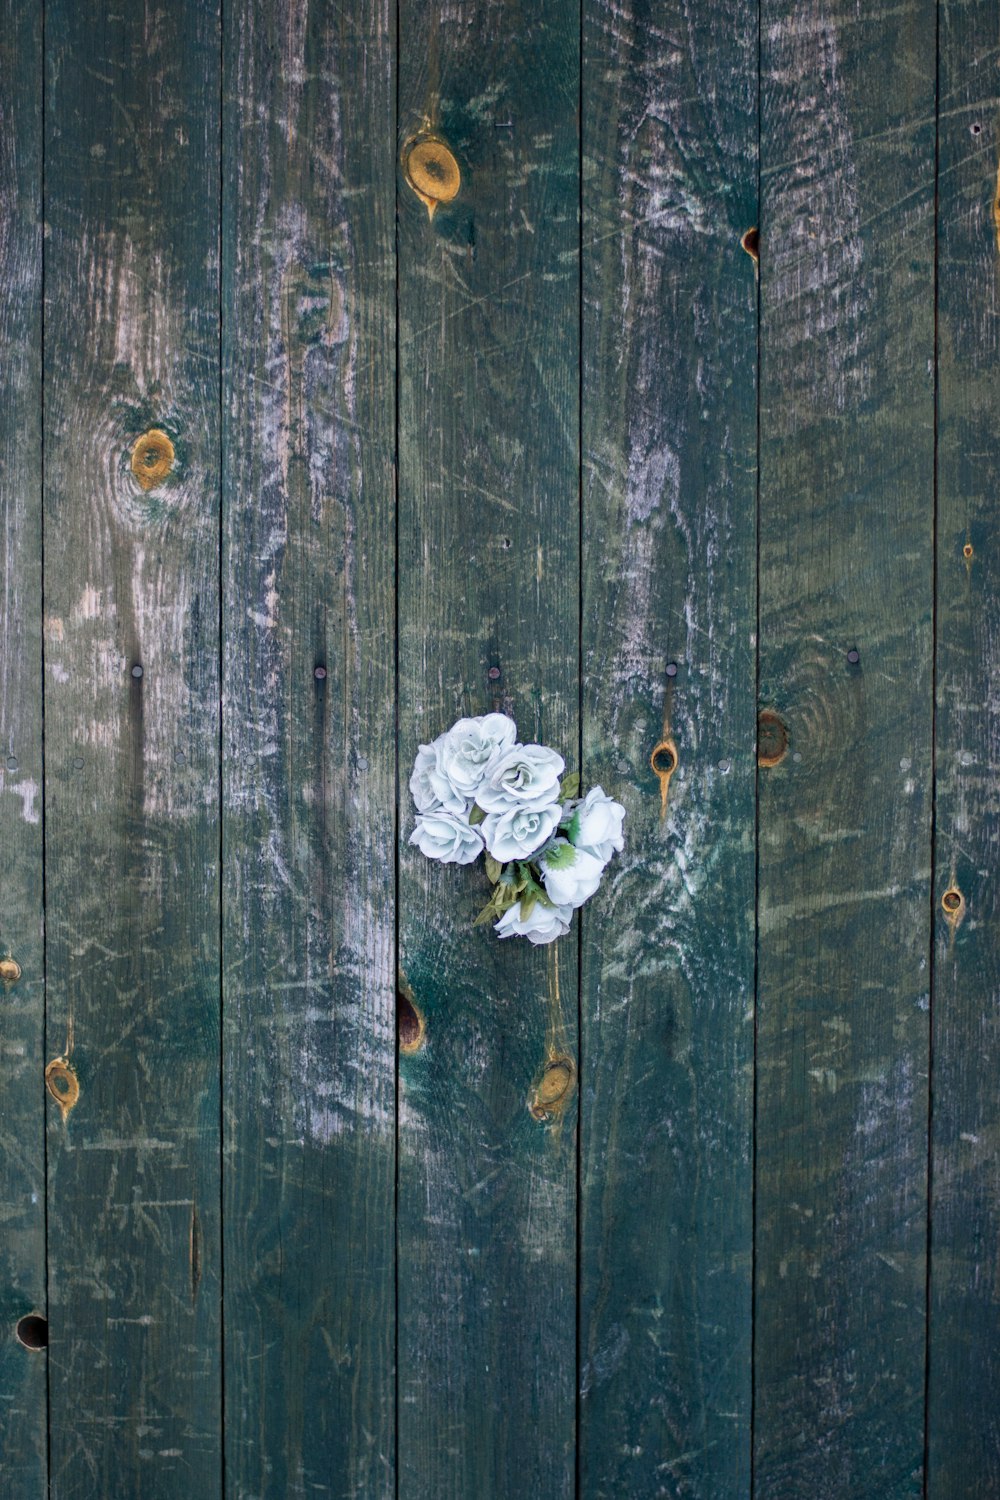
[0,0,45,1490]
[221,0,397,1493]
[926,8,1000,1494]
[396,0,580,1492]
[42,0,222,1490]
[578,0,758,1492]
[754,1,936,1494]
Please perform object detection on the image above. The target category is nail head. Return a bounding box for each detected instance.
[314,665,327,681]
[131,664,144,679]
[847,648,860,664]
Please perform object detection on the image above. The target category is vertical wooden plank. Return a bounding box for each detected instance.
[221,0,397,1494]
[754,2,936,1495]
[578,0,758,1493]
[396,3,580,1494]
[926,9,1000,1493]
[42,2,222,1491]
[0,0,45,1488]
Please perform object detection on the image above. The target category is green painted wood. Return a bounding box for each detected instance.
[395,2,580,1493]
[754,3,936,1495]
[578,0,758,1492]
[926,13,1000,1494]
[0,0,46,1489]
[220,1,397,1494]
[42,2,222,1491]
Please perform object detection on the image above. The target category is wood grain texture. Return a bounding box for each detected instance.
[395,1,580,1493]
[754,2,936,1494]
[42,1,222,1492]
[926,8,1000,1493]
[221,1,397,1494]
[0,0,45,1489]
[578,0,758,1494]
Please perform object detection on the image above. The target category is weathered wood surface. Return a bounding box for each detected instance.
[221,0,397,1494]
[754,2,936,1495]
[4,1,1000,1493]
[42,0,223,1492]
[395,0,580,1493]
[579,0,758,1493]
[0,0,45,1491]
[926,8,1000,1495]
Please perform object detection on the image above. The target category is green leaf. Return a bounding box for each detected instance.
[559,771,581,800]
[485,854,502,884]
[468,804,485,826]
[495,883,519,914]
[519,887,537,919]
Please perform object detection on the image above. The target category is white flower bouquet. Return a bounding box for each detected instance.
[408,713,625,945]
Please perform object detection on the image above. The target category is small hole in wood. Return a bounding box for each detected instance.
[397,991,426,1053]
[963,542,974,560]
[971,122,982,136]
[942,887,964,916]
[45,1057,80,1121]
[741,227,759,263]
[15,1315,47,1351]
[757,710,789,768]
[650,742,677,776]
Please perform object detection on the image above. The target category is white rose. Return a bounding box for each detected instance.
[539,839,605,908]
[568,786,625,862]
[409,811,484,865]
[495,898,573,945]
[476,743,565,812]
[408,738,469,816]
[436,713,517,800]
[482,801,561,863]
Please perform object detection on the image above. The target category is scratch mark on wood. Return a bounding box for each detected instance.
[189,1202,201,1303]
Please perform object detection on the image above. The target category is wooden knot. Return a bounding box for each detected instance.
[650,737,678,820]
[529,1056,575,1121]
[45,1056,79,1121]
[131,429,174,492]
[941,886,965,929]
[403,136,461,219]
[0,956,22,988]
[757,709,789,768]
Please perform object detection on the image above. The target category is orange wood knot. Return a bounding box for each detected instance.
[941,887,965,927]
[757,709,789,768]
[741,226,759,264]
[397,988,426,1054]
[402,136,461,219]
[130,428,174,491]
[529,1055,575,1122]
[650,737,678,820]
[0,956,22,988]
[963,542,974,561]
[45,1056,79,1121]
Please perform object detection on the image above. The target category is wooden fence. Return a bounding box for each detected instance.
[0,0,997,1494]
